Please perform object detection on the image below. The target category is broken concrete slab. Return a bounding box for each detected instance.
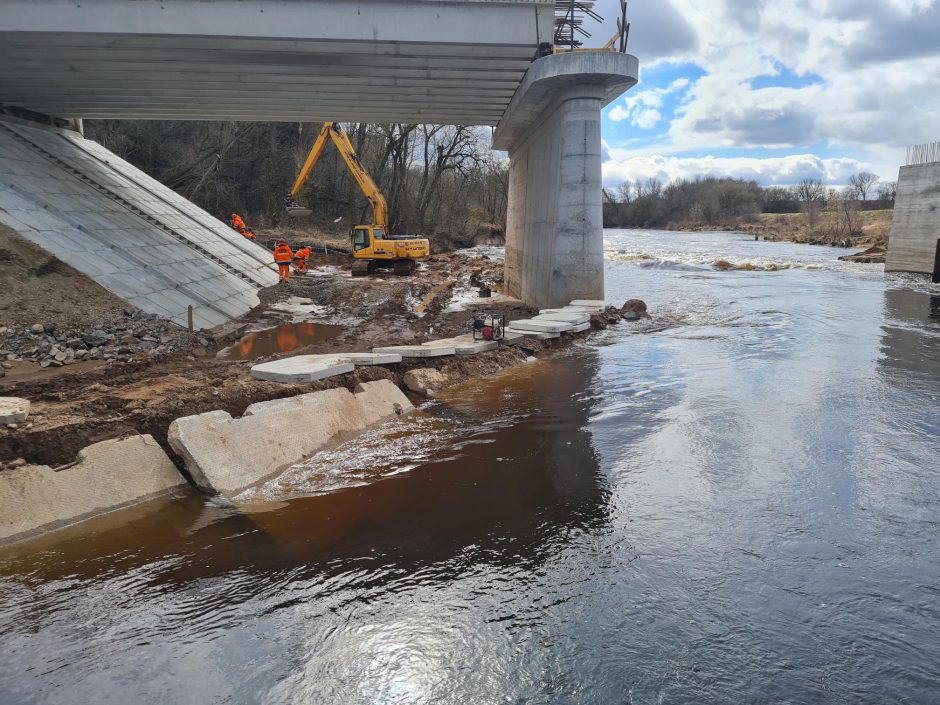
[565,322,592,333]
[168,380,413,498]
[507,319,572,333]
[372,344,455,358]
[0,434,188,546]
[0,397,30,424]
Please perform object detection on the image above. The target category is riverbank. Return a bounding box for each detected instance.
[650,209,893,262]
[0,240,644,475]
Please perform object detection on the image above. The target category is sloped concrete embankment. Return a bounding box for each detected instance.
[169,380,411,497]
[0,381,413,546]
[0,434,187,545]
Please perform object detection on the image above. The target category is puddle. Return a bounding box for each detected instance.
[219,322,344,360]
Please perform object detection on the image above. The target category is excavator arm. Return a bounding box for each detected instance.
[286,122,388,229]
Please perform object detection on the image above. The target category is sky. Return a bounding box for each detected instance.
[585,0,940,190]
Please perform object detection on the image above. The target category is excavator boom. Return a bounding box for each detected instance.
[287,122,388,228]
[286,121,429,276]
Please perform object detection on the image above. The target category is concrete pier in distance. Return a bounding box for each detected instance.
[886,158,940,280]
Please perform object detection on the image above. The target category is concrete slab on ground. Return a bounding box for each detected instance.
[499,331,530,345]
[0,435,188,546]
[373,344,455,358]
[421,336,499,355]
[533,311,590,325]
[250,356,354,384]
[569,299,608,308]
[0,397,30,424]
[507,319,573,333]
[565,322,592,333]
[505,326,561,340]
[168,380,412,497]
[337,352,403,366]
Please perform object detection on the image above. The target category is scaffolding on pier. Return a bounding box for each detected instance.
[553,0,630,53]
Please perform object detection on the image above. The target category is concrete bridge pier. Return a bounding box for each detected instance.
[493,52,638,310]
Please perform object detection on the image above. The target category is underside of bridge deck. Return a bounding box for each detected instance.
[0,0,554,124]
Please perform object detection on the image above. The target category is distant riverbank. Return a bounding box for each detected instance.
[662,208,892,248]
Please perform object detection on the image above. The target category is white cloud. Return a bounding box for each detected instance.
[601,152,866,189]
[590,0,940,180]
[608,77,690,129]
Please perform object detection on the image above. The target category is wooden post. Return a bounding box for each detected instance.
[187,305,194,332]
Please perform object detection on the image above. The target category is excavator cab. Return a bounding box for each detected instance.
[349,225,428,276]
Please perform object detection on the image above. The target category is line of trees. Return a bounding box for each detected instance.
[604,174,897,230]
[84,121,509,243]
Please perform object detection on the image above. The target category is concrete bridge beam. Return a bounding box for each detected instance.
[493,52,638,309]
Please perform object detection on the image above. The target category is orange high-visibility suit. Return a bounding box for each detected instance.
[273,241,293,281]
[242,229,257,241]
[231,213,247,232]
[293,246,312,274]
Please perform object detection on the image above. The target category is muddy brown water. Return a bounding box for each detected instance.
[218,321,345,360]
[2,231,940,703]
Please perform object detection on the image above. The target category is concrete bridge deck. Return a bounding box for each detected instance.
[0,0,555,123]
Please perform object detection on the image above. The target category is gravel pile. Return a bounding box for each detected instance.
[0,309,209,376]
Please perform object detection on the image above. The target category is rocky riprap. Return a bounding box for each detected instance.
[0,309,209,376]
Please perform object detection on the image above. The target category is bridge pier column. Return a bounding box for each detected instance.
[493,52,638,309]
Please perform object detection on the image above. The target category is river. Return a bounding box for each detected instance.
[2,229,939,704]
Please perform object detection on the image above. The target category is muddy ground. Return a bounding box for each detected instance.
[1,244,638,470]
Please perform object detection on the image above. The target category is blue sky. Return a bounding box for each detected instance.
[585,0,940,190]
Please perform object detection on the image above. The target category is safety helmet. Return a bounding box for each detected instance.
[277,239,286,245]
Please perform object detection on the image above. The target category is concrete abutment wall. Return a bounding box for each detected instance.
[494,52,638,309]
[886,162,940,277]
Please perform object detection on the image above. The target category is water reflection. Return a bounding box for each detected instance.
[219,322,344,360]
[0,354,622,704]
[879,287,940,377]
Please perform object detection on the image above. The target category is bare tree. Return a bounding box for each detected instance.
[876,180,897,202]
[795,178,825,203]
[848,172,879,201]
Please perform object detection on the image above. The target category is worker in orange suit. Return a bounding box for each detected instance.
[293,246,312,275]
[242,229,257,241]
[273,239,294,282]
[231,212,247,233]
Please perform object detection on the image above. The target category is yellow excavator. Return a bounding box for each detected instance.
[285,122,430,276]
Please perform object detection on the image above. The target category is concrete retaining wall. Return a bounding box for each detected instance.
[886,163,940,276]
[168,380,413,498]
[0,434,188,546]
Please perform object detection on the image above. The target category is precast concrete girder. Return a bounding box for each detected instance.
[0,0,555,124]
[493,52,639,309]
